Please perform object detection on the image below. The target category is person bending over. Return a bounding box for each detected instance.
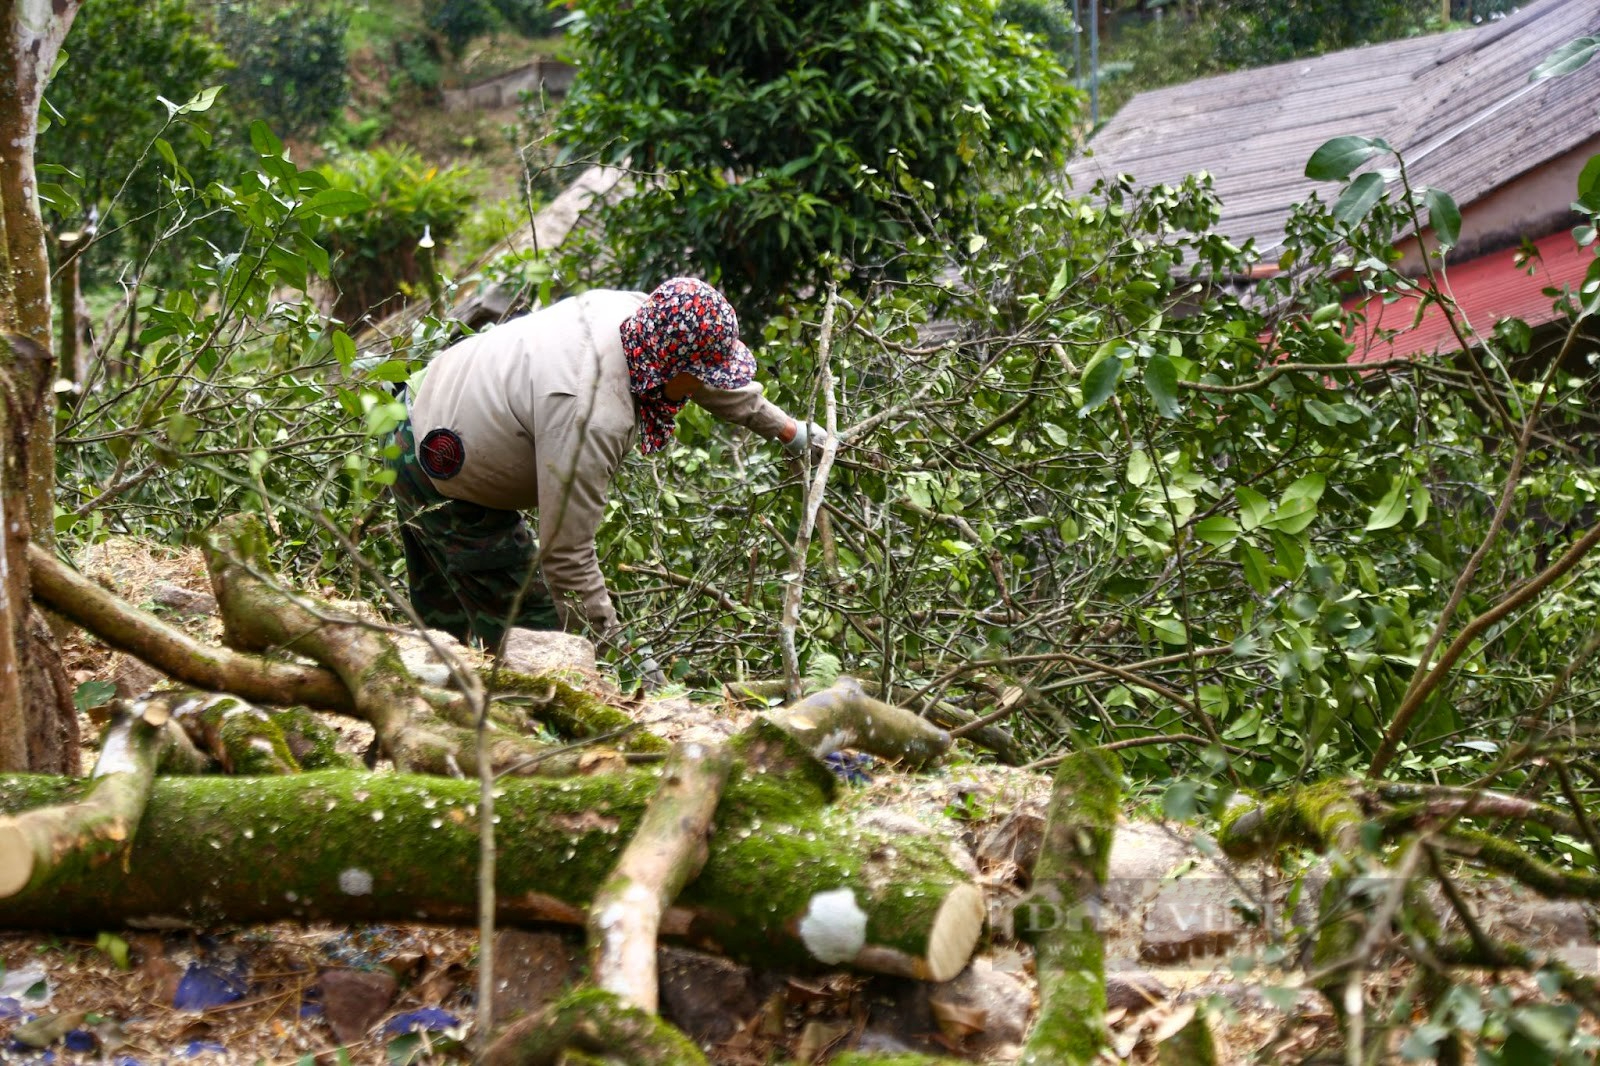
[388,277,825,680]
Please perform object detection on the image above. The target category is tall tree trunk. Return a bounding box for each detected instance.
[0,0,82,773]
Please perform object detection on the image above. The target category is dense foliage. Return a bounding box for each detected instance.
[215,0,351,137]
[423,0,560,55]
[40,0,238,285]
[315,147,476,324]
[554,0,1080,324]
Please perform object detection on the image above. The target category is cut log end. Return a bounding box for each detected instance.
[0,822,34,898]
[925,882,986,983]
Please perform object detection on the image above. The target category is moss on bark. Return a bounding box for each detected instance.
[484,987,706,1065]
[490,671,669,754]
[0,766,979,977]
[1019,749,1121,1066]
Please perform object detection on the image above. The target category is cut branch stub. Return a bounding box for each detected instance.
[768,676,951,770]
[0,707,164,899]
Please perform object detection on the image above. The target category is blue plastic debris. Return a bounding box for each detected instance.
[114,1057,144,1066]
[174,960,249,1011]
[823,750,875,785]
[182,1039,227,1057]
[383,1008,460,1035]
[300,1001,325,1019]
[63,1030,96,1052]
[0,997,26,1020]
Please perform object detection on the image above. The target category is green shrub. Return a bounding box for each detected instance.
[316,147,477,324]
[215,1,351,138]
[40,0,242,287]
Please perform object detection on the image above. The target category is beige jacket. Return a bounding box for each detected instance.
[407,289,792,638]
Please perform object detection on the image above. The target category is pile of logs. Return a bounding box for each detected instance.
[5,513,1014,1063]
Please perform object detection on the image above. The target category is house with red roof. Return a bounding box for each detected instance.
[1067,0,1600,364]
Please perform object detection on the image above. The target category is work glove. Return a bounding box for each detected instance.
[782,420,832,460]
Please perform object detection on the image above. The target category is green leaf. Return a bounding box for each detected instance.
[1143,352,1182,418]
[1331,171,1385,228]
[365,359,413,383]
[331,330,357,372]
[1239,543,1272,594]
[1265,496,1318,534]
[1531,36,1600,81]
[302,188,372,217]
[1127,448,1152,486]
[1263,475,1326,535]
[1365,476,1409,531]
[1424,188,1461,249]
[1193,515,1240,547]
[73,679,116,714]
[178,85,222,114]
[1148,614,1187,645]
[1410,484,1431,524]
[1281,473,1326,506]
[1162,781,1199,820]
[96,931,131,970]
[249,120,285,159]
[1579,154,1600,201]
[1078,350,1123,415]
[1235,486,1271,531]
[1305,135,1388,181]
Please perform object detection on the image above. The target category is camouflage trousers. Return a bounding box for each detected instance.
[387,420,561,649]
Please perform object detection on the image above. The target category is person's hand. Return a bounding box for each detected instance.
[782,420,832,459]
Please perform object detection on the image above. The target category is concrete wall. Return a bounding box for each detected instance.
[441,58,577,112]
[1398,132,1600,272]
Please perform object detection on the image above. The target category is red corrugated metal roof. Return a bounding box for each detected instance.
[1346,230,1594,361]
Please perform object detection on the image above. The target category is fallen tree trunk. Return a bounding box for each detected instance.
[0,761,983,979]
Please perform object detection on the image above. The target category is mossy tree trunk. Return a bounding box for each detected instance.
[1019,750,1120,1066]
[0,1,82,774]
[487,741,734,1063]
[0,748,984,978]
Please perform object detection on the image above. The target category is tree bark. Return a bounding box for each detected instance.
[29,542,358,712]
[0,758,984,980]
[769,676,951,770]
[1019,750,1120,1066]
[589,739,732,1013]
[0,705,164,898]
[0,0,84,773]
[202,513,582,777]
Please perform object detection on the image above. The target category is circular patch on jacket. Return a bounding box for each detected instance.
[419,428,465,480]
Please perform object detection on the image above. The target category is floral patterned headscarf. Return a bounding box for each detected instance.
[620,278,756,453]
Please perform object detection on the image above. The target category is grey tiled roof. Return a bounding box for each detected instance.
[1066,0,1600,254]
